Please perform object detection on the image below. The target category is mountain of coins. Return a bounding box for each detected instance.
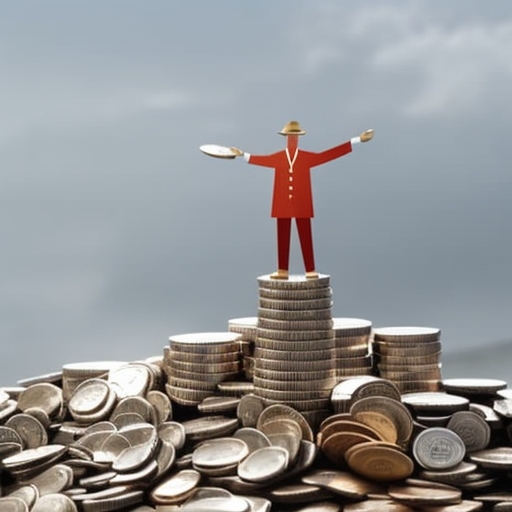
[2,274,512,511]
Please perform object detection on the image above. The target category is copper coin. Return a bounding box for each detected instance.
[346,442,414,482]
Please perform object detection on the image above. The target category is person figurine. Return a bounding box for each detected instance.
[232,121,374,279]
[202,120,373,279]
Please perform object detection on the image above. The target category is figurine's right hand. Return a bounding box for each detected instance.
[230,147,244,157]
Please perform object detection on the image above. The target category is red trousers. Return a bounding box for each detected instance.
[277,218,315,272]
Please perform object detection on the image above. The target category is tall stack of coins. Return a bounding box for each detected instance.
[163,333,241,406]
[254,274,336,428]
[228,317,258,380]
[332,318,373,379]
[372,326,442,393]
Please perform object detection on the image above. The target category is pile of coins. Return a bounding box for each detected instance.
[372,326,443,393]
[163,333,241,406]
[332,318,372,379]
[254,274,336,428]
[228,317,258,380]
[3,356,512,511]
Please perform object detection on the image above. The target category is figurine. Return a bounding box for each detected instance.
[200,121,373,279]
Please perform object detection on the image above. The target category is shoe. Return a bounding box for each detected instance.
[305,271,319,279]
[270,269,289,280]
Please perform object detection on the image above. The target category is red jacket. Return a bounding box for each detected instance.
[247,141,352,218]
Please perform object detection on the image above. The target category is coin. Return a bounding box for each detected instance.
[345,442,415,482]
[257,404,314,442]
[257,329,335,342]
[31,493,78,512]
[169,332,241,351]
[182,416,238,442]
[257,317,333,331]
[301,469,384,499]
[217,381,254,396]
[228,317,258,341]
[446,410,491,453]
[413,428,466,470]
[198,396,240,414]
[149,469,201,505]
[402,392,470,414]
[259,297,333,311]
[258,274,331,289]
[23,463,74,496]
[159,421,186,450]
[258,285,333,300]
[233,427,271,453]
[17,383,63,420]
[332,318,372,337]
[238,446,289,483]
[256,337,335,350]
[442,378,508,396]
[254,346,332,362]
[344,500,415,512]
[350,397,414,449]
[237,394,266,428]
[68,379,112,417]
[469,447,512,469]
[388,483,462,506]
[6,413,48,449]
[373,327,441,343]
[193,437,249,468]
[352,411,399,444]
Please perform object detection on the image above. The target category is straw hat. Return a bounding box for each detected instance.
[278,120,306,136]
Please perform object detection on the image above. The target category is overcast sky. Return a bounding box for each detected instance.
[1,1,511,385]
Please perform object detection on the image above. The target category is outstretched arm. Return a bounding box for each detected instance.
[310,129,374,167]
[230,147,280,168]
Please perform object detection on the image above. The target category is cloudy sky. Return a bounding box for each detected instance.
[1,1,511,385]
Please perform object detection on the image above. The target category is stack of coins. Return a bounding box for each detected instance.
[372,326,443,393]
[228,317,257,380]
[254,274,336,429]
[332,318,372,379]
[163,333,241,406]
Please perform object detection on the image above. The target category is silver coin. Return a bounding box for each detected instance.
[182,416,239,442]
[164,384,212,405]
[469,447,512,469]
[401,392,469,414]
[259,297,333,311]
[23,463,74,496]
[6,413,48,449]
[258,287,333,302]
[446,410,491,453]
[254,368,336,382]
[255,388,332,401]
[238,446,289,483]
[256,358,335,372]
[0,497,30,512]
[149,469,201,505]
[258,307,333,321]
[165,350,241,364]
[2,444,67,471]
[332,318,372,337]
[253,377,334,392]
[108,364,152,399]
[258,274,330,289]
[110,396,157,425]
[256,337,335,351]
[198,396,240,414]
[373,327,441,343]
[237,394,266,428]
[81,490,144,512]
[254,346,334,362]
[159,421,186,451]
[6,486,39,509]
[233,428,271,454]
[442,378,508,396]
[217,381,254,396]
[412,428,466,470]
[31,493,78,512]
[257,318,333,331]
[17,383,63,420]
[146,390,172,425]
[68,379,112,417]
[165,359,241,374]
[257,329,334,342]
[193,437,249,468]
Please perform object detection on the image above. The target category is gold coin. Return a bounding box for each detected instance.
[352,411,398,444]
[321,431,376,465]
[346,442,415,482]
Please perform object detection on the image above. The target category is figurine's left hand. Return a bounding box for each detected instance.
[360,129,374,142]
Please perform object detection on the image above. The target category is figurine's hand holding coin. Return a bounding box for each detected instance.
[230,147,244,157]
[360,129,374,143]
